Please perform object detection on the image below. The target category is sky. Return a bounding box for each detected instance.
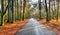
[29,0,44,9]
[0,4,1,9]
[29,0,43,4]
[0,0,1,9]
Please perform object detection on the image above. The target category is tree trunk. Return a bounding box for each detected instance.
[45,0,50,22]
[22,0,26,20]
[20,0,22,20]
[56,0,59,22]
[7,0,14,23]
[49,0,51,20]
[39,0,41,19]
[7,0,11,23]
[0,0,4,26]
[11,0,14,23]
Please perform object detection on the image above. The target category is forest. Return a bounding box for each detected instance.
[0,0,60,35]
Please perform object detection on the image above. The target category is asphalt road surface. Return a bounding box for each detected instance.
[15,18,56,35]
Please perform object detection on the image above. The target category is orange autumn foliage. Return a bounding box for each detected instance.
[0,19,28,35]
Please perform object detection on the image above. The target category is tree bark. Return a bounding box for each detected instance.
[22,0,26,20]
[1,0,4,26]
[45,0,50,22]
[39,0,41,19]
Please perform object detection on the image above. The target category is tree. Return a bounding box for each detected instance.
[0,0,4,26]
[7,0,14,23]
[49,0,51,20]
[22,0,26,20]
[11,0,14,23]
[56,0,59,22]
[25,2,30,19]
[16,0,19,20]
[20,0,22,20]
[52,0,56,19]
[1,0,9,26]
[45,0,51,22]
[14,0,17,21]
[7,0,12,23]
[38,0,42,19]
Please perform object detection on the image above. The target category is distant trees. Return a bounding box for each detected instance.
[44,0,60,22]
[25,2,30,19]
[38,0,51,22]
[13,0,22,21]
[51,0,60,22]
[0,0,60,26]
